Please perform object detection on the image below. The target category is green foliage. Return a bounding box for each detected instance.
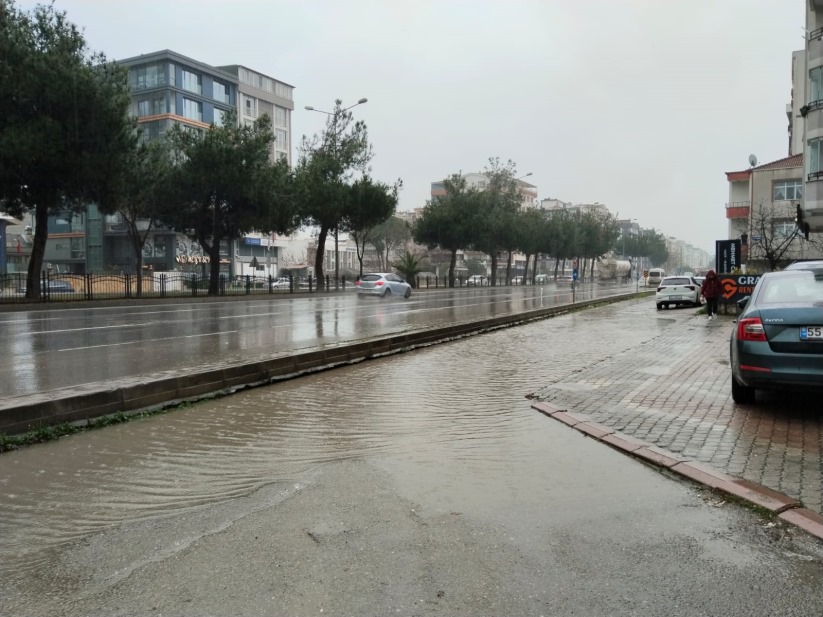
[464,257,486,277]
[106,140,176,295]
[370,215,412,271]
[297,100,373,290]
[392,251,426,286]
[620,229,669,266]
[341,176,401,277]
[0,0,135,299]
[473,158,522,283]
[413,174,482,286]
[164,113,297,295]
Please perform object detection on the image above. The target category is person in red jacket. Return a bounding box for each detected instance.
[701,270,722,320]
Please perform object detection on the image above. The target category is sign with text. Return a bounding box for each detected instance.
[715,239,741,273]
[717,273,762,304]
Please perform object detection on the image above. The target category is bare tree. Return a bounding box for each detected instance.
[748,201,823,271]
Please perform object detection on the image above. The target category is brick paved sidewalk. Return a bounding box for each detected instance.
[532,299,822,514]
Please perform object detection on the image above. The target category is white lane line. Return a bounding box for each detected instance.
[54,330,242,353]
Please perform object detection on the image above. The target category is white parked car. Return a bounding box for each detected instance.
[467,274,487,286]
[656,276,701,310]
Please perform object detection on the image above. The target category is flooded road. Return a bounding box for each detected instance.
[2,299,822,616]
[0,283,627,396]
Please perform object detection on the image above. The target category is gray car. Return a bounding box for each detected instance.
[730,269,823,404]
[355,273,412,298]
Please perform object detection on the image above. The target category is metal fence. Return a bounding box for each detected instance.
[0,271,565,305]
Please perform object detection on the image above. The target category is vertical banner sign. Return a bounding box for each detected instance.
[715,239,741,273]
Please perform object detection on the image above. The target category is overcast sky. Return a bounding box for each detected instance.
[19,0,806,253]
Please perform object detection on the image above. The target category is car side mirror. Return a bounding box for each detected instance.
[737,296,750,310]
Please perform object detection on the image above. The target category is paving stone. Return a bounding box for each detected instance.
[532,299,822,516]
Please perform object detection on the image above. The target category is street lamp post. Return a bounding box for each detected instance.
[304,98,368,290]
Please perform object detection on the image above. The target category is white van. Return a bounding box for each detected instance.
[647,268,665,286]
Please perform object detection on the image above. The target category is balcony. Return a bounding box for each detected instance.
[725,201,751,219]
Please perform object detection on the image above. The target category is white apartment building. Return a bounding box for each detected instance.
[797,1,823,232]
[218,64,294,166]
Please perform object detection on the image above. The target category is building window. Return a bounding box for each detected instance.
[773,180,803,201]
[213,81,230,104]
[182,98,203,122]
[774,220,797,237]
[275,82,293,100]
[135,95,165,117]
[809,138,823,180]
[244,95,257,117]
[275,106,287,127]
[181,69,202,94]
[70,237,85,259]
[812,67,823,104]
[212,109,225,127]
[130,62,168,90]
[275,129,287,149]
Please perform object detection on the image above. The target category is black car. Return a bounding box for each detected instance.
[730,269,823,404]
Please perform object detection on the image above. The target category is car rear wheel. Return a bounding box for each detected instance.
[383,288,392,297]
[404,288,411,299]
[656,303,662,310]
[731,375,755,404]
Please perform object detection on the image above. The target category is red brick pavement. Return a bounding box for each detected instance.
[532,299,823,514]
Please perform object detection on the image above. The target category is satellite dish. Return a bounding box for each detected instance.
[749,154,758,167]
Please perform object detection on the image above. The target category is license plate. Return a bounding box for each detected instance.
[669,295,681,300]
[800,326,823,340]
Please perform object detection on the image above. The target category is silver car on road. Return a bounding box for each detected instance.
[355,273,412,298]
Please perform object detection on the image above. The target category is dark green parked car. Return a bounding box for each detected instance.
[730,269,823,404]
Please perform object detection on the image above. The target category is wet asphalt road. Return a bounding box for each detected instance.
[1,298,821,617]
[0,283,626,397]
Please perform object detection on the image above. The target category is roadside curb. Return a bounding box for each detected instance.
[531,401,823,541]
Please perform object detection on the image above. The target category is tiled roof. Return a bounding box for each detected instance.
[753,153,803,171]
[726,154,803,176]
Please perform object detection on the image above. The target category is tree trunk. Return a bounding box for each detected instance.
[505,250,512,284]
[490,254,499,286]
[25,202,51,300]
[208,238,222,296]
[449,249,457,287]
[314,226,329,291]
[523,253,531,283]
[134,242,144,298]
[554,258,560,279]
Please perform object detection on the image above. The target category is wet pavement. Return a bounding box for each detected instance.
[532,299,823,515]
[1,296,822,616]
[0,283,628,397]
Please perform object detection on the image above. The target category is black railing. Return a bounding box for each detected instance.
[1,271,585,305]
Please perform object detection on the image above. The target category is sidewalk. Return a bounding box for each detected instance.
[530,299,822,526]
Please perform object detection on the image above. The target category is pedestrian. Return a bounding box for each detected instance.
[701,270,722,320]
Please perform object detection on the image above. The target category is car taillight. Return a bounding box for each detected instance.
[355,280,361,286]
[657,286,664,292]
[375,281,384,286]
[737,317,767,342]
[686,285,695,291]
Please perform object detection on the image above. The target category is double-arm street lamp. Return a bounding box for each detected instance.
[304,98,368,289]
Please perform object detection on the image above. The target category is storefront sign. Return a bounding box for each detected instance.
[715,239,741,273]
[718,273,762,303]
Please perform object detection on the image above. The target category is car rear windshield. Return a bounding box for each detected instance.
[661,277,690,286]
[361,274,382,281]
[758,274,823,304]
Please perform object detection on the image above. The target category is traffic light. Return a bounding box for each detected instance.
[795,204,811,241]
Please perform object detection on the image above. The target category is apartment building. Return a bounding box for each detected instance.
[725,154,820,268]
[430,172,538,210]
[799,1,823,233]
[217,64,295,166]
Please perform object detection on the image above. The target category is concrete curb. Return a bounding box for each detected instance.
[1,292,649,436]
[531,401,823,541]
